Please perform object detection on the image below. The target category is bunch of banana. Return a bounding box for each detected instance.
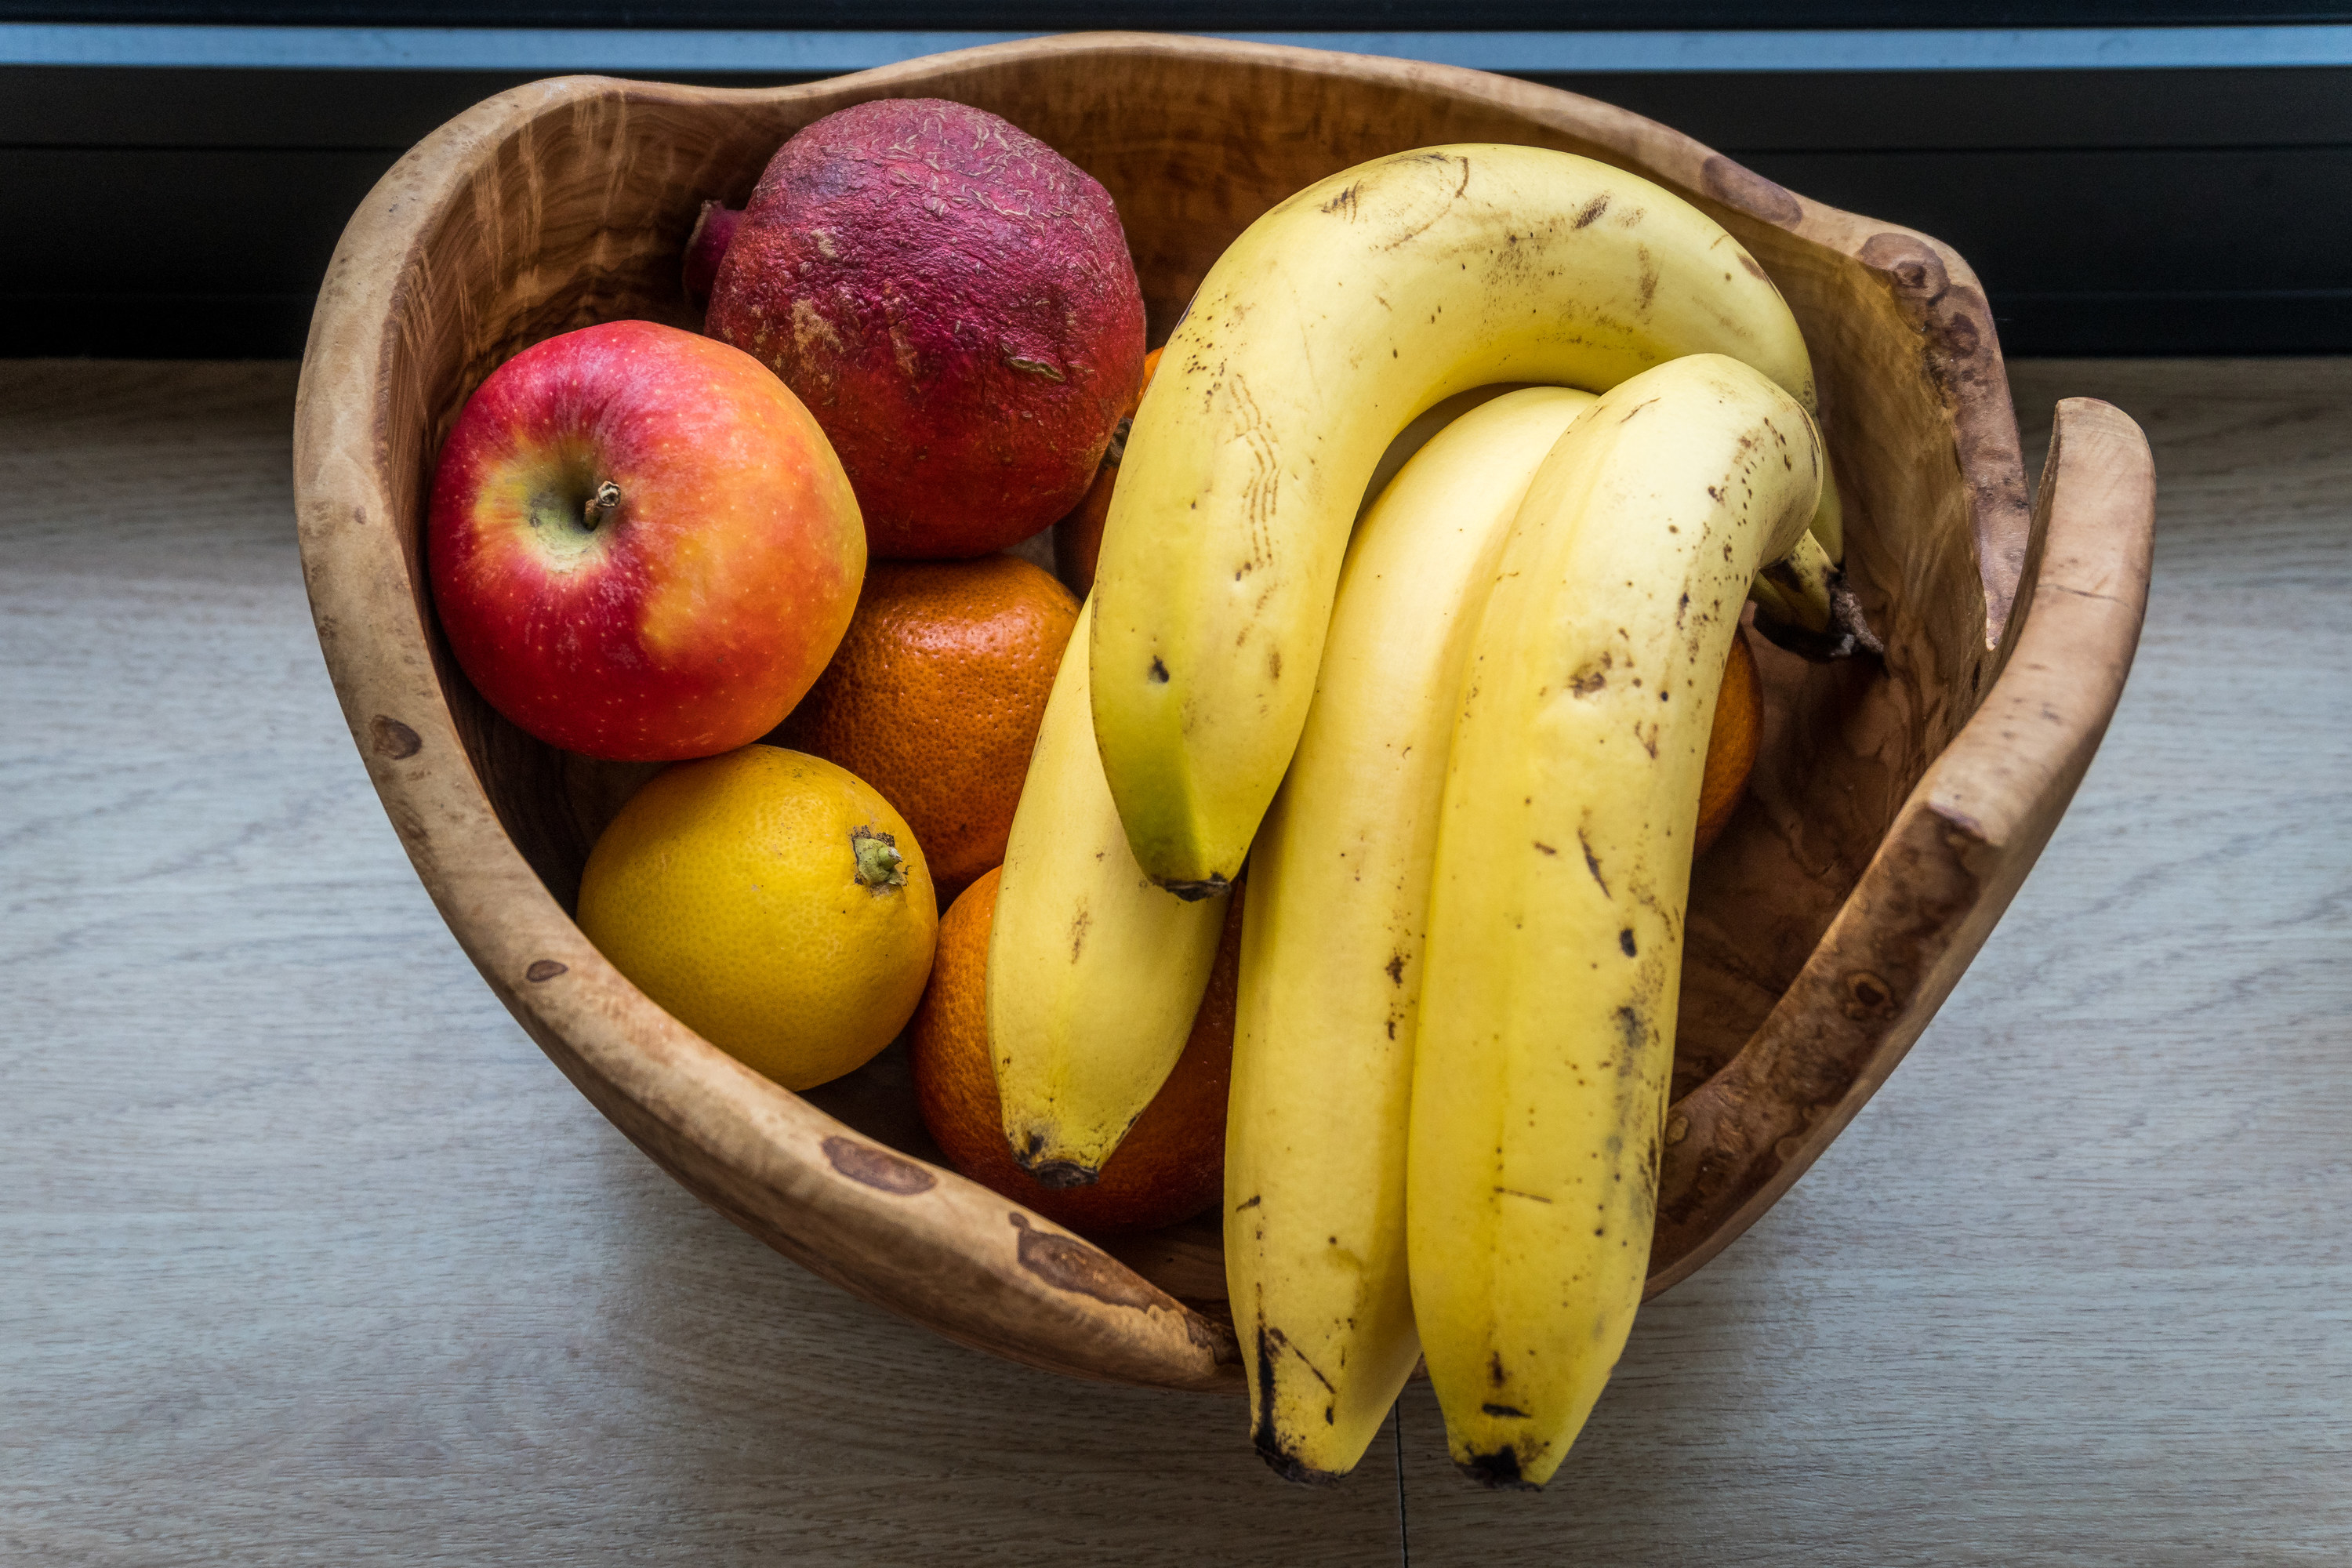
[985,141,1860,1490]
[1227,386,1599,1483]
[1090,142,1829,895]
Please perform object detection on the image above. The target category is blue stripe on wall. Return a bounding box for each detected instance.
[4,22,2352,72]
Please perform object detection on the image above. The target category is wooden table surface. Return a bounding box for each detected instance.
[4,357,2346,1564]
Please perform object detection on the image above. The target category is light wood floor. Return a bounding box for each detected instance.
[3,358,2346,1563]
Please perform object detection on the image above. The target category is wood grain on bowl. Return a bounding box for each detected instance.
[290,32,2156,1389]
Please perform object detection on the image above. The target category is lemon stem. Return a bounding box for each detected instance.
[851,829,907,890]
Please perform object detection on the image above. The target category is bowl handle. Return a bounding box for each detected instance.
[1647,397,2156,1294]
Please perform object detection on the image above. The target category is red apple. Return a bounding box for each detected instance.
[428,319,864,761]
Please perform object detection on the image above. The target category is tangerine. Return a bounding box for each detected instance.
[776,554,1080,896]
[1694,626,1762,856]
[910,866,1240,1236]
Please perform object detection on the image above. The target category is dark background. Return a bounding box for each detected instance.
[6,2,2350,356]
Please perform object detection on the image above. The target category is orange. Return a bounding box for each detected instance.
[577,745,938,1091]
[910,866,1240,1236]
[1054,346,1162,597]
[776,554,1080,897]
[1694,627,1762,856]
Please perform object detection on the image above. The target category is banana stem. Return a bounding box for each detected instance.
[1750,532,1886,661]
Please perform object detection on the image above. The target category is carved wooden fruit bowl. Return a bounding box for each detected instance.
[292,33,2155,1391]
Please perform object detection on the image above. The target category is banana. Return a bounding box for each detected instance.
[1759,531,1840,633]
[1406,354,1822,1490]
[1809,453,1845,564]
[988,597,1230,1185]
[1091,143,1819,891]
[1229,387,1599,1484]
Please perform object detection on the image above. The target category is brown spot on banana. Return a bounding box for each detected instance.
[1579,830,1610,896]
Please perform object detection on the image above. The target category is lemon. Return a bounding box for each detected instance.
[578,745,938,1091]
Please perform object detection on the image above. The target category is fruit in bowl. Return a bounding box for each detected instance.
[427,318,865,762]
[706,98,1146,559]
[775,554,1080,898]
[909,866,1238,1236]
[437,119,1845,1494]
[577,746,938,1092]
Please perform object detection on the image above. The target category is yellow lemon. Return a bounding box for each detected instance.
[578,745,938,1091]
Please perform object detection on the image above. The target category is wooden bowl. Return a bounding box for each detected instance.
[292,33,2155,1391]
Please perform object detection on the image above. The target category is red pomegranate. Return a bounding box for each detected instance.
[707,99,1146,560]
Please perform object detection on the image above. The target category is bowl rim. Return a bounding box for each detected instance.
[291,31,2129,1390]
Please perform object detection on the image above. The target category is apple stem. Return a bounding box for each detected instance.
[583,481,622,532]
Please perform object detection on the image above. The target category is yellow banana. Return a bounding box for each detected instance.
[1407,354,1822,1490]
[1809,454,1845,564]
[1229,387,1599,1484]
[987,597,1230,1185]
[1091,142,1818,891]
[1759,531,1840,633]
